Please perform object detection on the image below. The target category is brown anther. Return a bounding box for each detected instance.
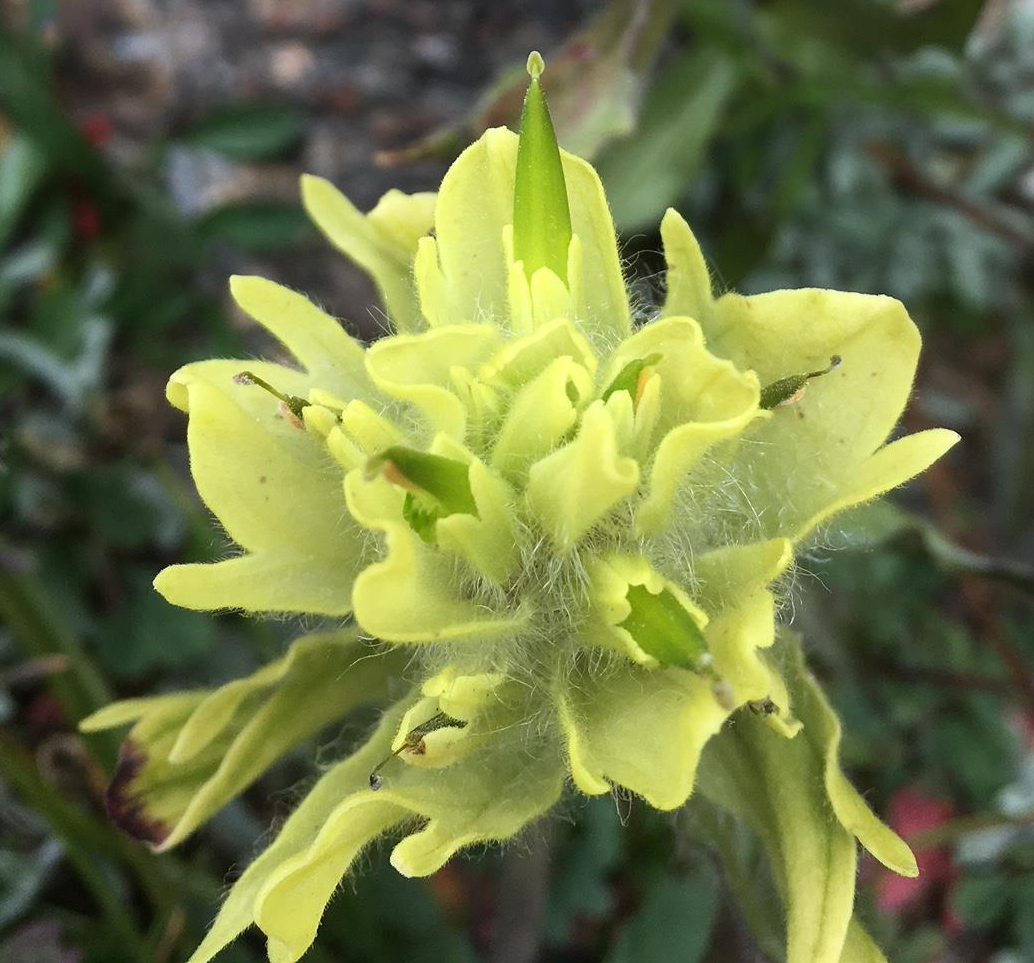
[380,460,421,493]
[634,365,654,410]
[277,400,305,431]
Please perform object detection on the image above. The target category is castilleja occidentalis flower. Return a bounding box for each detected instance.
[83,53,957,963]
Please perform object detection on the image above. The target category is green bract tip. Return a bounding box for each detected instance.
[513,52,572,283]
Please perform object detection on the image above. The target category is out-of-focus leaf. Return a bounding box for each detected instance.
[0,315,111,410]
[596,51,738,230]
[0,840,63,930]
[683,798,785,960]
[181,103,306,160]
[77,465,187,550]
[773,116,826,216]
[965,134,1031,194]
[924,695,1020,808]
[821,501,914,551]
[0,27,107,187]
[95,569,217,676]
[724,70,1020,139]
[697,634,910,963]
[0,134,46,248]
[950,871,1012,930]
[0,920,84,963]
[605,863,719,963]
[0,238,56,285]
[546,795,622,941]
[760,0,985,57]
[995,317,1034,533]
[1016,876,1034,956]
[197,200,311,252]
[823,501,1034,592]
[0,567,113,724]
[320,859,478,963]
[378,0,677,164]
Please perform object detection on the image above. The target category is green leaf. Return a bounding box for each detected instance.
[95,568,218,677]
[0,840,63,930]
[1015,876,1034,957]
[697,635,909,962]
[605,864,719,963]
[182,103,305,160]
[546,796,622,940]
[513,52,573,282]
[0,27,107,185]
[0,133,46,248]
[198,200,311,251]
[761,0,985,57]
[81,629,405,850]
[950,871,1012,930]
[323,860,479,963]
[77,464,185,550]
[597,51,738,230]
[683,798,785,961]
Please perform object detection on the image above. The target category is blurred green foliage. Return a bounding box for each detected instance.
[2,1,1034,961]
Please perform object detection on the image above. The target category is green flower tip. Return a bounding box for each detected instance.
[85,50,964,963]
[513,50,571,283]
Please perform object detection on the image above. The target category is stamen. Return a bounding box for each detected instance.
[369,711,466,790]
[759,355,842,410]
[234,371,309,427]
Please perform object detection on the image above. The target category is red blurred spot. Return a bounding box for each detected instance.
[72,199,101,240]
[25,692,66,731]
[877,786,955,913]
[1011,707,1034,750]
[80,112,113,146]
[428,863,466,916]
[941,900,965,936]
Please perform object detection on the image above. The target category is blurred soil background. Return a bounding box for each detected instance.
[2,1,1034,962]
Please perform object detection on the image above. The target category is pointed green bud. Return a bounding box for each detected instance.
[619,584,708,671]
[513,51,572,283]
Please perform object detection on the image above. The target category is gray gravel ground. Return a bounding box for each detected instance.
[27,0,589,337]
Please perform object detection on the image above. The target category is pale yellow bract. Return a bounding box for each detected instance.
[82,73,957,963]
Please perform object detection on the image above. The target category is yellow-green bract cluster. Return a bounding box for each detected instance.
[82,59,958,963]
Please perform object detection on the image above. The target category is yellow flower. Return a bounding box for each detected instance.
[83,53,957,963]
